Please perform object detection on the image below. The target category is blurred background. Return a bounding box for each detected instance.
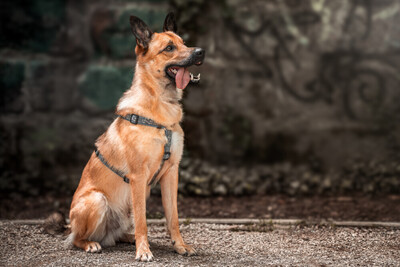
[1,0,399,220]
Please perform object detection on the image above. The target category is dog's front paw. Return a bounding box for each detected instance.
[135,242,153,262]
[173,243,196,256]
[85,241,102,253]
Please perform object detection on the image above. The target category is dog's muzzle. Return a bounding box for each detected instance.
[165,47,205,88]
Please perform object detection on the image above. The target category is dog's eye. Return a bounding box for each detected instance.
[164,45,175,52]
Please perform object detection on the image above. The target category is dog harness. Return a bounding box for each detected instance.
[94,114,172,186]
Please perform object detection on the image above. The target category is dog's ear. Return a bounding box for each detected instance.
[163,12,177,33]
[130,16,153,51]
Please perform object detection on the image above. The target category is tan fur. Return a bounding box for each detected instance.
[68,27,198,261]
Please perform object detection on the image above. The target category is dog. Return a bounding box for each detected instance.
[67,12,205,262]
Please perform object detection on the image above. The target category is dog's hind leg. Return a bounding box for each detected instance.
[119,233,135,243]
[68,191,109,253]
[118,212,135,244]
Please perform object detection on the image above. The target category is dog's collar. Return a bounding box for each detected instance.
[95,113,172,186]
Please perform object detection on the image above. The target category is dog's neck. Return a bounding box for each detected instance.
[117,62,183,127]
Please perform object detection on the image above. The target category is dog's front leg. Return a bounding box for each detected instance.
[160,166,196,256]
[131,175,153,262]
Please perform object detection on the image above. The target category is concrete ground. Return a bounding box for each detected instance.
[1,221,399,266]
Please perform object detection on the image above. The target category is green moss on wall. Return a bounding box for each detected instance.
[79,65,133,110]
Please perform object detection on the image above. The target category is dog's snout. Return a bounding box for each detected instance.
[192,48,205,65]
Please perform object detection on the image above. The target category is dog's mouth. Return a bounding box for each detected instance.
[166,64,201,90]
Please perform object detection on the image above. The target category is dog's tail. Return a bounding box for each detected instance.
[64,231,75,249]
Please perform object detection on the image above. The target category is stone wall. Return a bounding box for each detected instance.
[1,0,399,197]
[0,0,170,196]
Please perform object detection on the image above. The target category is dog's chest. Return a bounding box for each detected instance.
[170,130,184,161]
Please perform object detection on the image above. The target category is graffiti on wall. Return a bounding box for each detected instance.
[222,0,400,120]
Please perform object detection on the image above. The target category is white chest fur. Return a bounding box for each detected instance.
[170,130,184,162]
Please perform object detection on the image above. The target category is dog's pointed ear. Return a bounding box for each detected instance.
[163,12,177,33]
[130,16,153,50]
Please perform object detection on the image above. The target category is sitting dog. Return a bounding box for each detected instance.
[67,12,205,262]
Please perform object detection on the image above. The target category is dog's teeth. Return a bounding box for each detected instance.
[190,73,201,82]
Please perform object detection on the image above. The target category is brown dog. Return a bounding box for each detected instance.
[67,12,205,261]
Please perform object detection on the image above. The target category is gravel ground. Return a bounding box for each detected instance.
[1,221,399,266]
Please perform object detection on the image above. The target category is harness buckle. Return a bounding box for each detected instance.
[163,152,171,160]
[130,114,139,124]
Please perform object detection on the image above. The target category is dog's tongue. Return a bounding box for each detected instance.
[175,67,190,90]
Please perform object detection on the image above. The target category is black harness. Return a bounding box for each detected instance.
[94,114,172,186]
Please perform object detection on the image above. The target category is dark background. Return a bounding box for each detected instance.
[1,0,400,212]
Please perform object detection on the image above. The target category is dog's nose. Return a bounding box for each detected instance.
[194,48,205,57]
[193,48,205,65]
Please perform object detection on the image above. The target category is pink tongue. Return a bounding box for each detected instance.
[175,67,190,89]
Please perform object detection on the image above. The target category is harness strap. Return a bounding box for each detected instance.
[148,128,172,186]
[95,148,130,184]
[94,113,172,186]
[118,114,164,129]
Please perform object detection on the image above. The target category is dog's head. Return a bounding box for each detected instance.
[130,13,205,90]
